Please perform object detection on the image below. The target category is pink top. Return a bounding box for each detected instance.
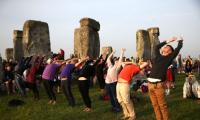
[105,51,124,84]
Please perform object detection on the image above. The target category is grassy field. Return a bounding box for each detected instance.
[0,74,200,120]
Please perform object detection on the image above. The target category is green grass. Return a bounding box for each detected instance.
[0,74,200,120]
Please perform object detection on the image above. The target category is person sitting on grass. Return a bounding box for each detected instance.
[183,74,200,99]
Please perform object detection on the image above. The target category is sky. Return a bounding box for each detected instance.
[0,0,200,58]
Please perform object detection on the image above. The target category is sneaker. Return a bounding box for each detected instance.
[83,107,92,112]
[127,116,136,120]
[120,115,129,120]
[48,100,53,104]
[52,100,56,105]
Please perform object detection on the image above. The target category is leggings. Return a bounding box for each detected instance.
[43,79,56,101]
[78,80,91,108]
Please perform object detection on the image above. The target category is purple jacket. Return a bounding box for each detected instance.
[42,64,60,80]
[60,64,75,80]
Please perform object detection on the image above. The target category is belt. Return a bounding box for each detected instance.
[148,81,163,84]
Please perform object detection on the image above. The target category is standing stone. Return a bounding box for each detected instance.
[0,55,3,83]
[74,18,100,59]
[22,20,51,57]
[136,30,151,61]
[13,30,23,62]
[5,48,14,61]
[101,46,113,59]
[147,27,160,59]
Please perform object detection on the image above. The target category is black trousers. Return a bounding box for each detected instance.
[97,75,105,89]
[78,80,91,108]
[61,80,75,106]
[25,82,39,99]
[43,80,56,101]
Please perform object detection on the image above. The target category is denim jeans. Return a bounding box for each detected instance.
[15,74,26,96]
[106,82,120,109]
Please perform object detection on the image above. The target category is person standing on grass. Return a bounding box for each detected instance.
[117,61,149,120]
[59,58,78,107]
[147,37,183,120]
[94,54,108,100]
[76,57,95,112]
[105,48,125,112]
[42,58,63,105]
[25,56,44,100]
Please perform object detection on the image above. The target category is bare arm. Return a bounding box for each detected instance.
[107,50,115,67]
[117,48,126,68]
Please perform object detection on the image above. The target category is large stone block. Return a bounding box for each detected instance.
[80,17,100,31]
[136,30,151,61]
[13,30,24,62]
[22,20,51,57]
[5,48,14,61]
[0,55,3,83]
[147,27,160,59]
[74,26,100,59]
[101,46,113,59]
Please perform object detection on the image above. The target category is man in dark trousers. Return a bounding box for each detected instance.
[147,36,183,120]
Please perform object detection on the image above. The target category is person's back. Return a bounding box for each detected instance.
[42,63,60,80]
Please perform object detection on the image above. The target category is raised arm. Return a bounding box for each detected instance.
[107,50,115,67]
[117,48,126,68]
[171,37,183,59]
[75,57,88,67]
[155,37,177,56]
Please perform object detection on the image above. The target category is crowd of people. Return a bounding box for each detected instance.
[1,36,200,120]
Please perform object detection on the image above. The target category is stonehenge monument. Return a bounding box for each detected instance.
[101,46,113,59]
[13,30,24,62]
[136,30,151,61]
[22,20,51,57]
[0,55,3,83]
[147,27,160,59]
[5,48,14,61]
[74,18,100,59]
[136,27,160,61]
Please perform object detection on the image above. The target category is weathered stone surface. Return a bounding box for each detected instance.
[74,18,100,59]
[147,27,160,59]
[136,30,151,61]
[13,30,23,62]
[101,46,113,59]
[5,48,14,61]
[22,20,51,57]
[80,17,100,31]
[0,55,3,83]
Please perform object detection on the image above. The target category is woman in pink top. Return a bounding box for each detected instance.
[105,48,125,112]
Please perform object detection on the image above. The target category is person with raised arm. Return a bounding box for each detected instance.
[105,48,125,112]
[147,36,183,120]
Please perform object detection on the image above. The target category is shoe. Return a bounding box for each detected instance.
[52,100,56,105]
[48,100,53,104]
[127,116,136,120]
[112,107,121,112]
[120,116,129,120]
[83,107,92,112]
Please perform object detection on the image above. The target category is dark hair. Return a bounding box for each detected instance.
[166,45,174,52]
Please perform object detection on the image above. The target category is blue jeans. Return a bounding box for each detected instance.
[106,82,120,109]
[15,74,26,96]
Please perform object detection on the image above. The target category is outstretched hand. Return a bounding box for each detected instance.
[177,36,183,42]
[166,37,177,43]
[121,48,126,52]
